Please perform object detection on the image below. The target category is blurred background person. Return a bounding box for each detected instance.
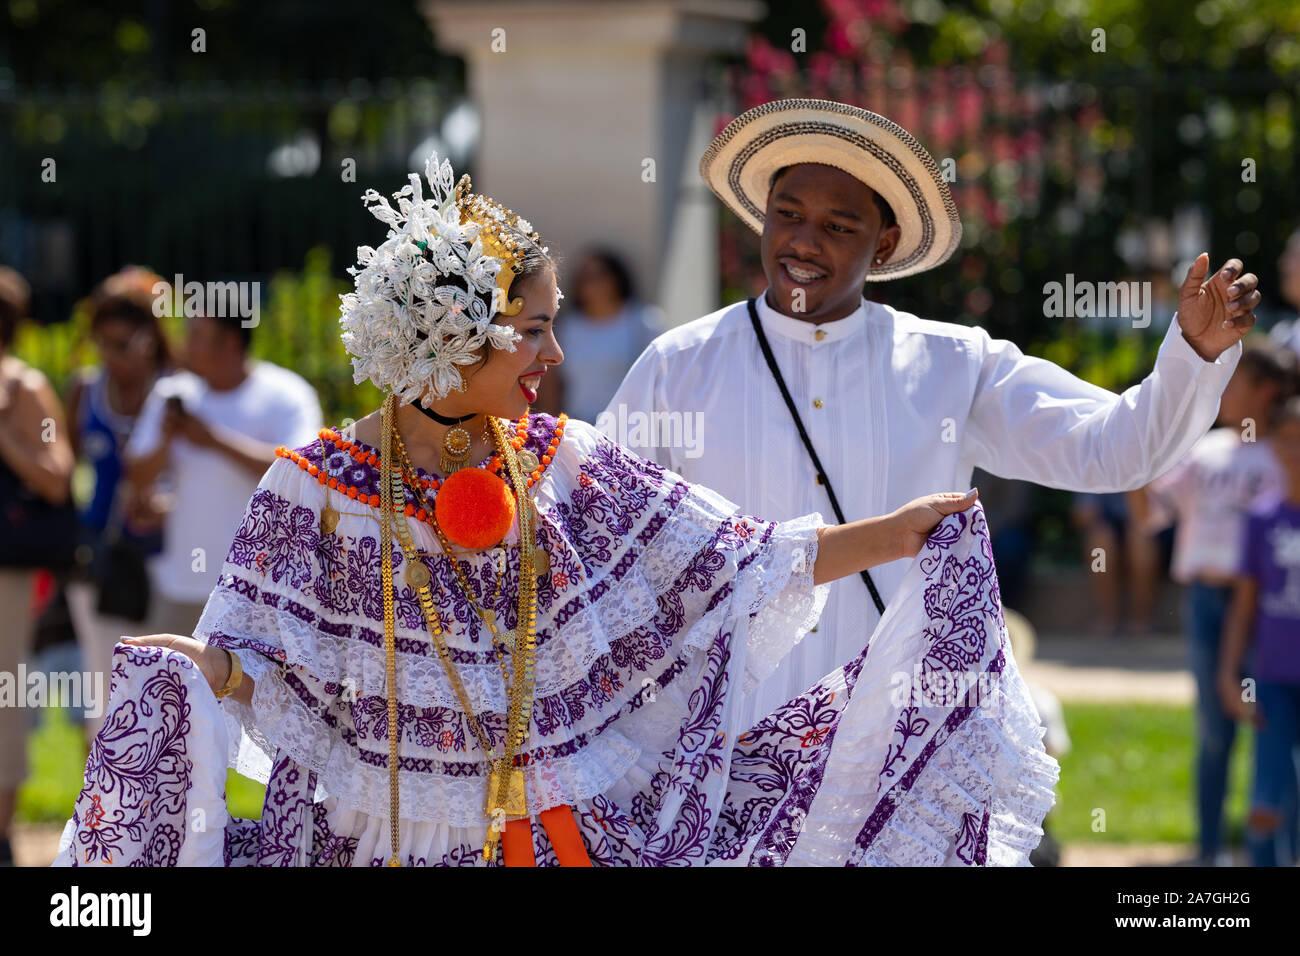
[1068,374,1167,639]
[1139,337,1299,864]
[62,267,175,746]
[1068,487,1164,638]
[1268,226,1300,359]
[124,308,323,638]
[1070,491,1135,637]
[533,248,663,421]
[0,266,76,866]
[1218,395,1300,867]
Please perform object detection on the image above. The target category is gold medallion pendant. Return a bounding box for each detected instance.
[319,505,340,535]
[404,559,431,589]
[485,763,529,818]
[516,449,540,473]
[440,425,473,474]
[533,545,550,576]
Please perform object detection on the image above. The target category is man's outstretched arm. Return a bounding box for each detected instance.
[965,254,1255,491]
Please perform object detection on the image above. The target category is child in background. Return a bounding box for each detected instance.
[1219,395,1300,867]
[1141,338,1297,864]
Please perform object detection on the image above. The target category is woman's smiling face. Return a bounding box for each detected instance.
[431,267,563,419]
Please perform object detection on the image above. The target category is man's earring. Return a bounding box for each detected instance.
[874,257,883,264]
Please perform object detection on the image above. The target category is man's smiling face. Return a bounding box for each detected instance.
[760,163,900,323]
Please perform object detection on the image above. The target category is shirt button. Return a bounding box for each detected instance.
[814,329,826,341]
[810,625,819,632]
[813,398,824,409]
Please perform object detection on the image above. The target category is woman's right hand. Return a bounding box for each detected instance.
[121,634,231,695]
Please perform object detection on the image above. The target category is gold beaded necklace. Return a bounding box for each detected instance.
[378,394,538,865]
[391,434,516,685]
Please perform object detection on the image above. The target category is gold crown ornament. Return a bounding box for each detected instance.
[453,174,546,319]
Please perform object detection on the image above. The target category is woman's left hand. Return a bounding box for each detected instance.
[891,489,980,559]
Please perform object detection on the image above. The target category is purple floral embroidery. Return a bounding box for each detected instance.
[325,451,350,478]
[312,529,352,615]
[851,504,1011,866]
[227,488,277,569]
[265,503,318,588]
[640,787,712,866]
[64,645,195,867]
[256,752,318,866]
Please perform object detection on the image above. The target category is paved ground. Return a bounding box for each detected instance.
[1022,631,1192,704]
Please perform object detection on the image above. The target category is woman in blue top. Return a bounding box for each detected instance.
[63,266,174,746]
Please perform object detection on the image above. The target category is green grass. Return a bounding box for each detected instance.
[1052,702,1254,845]
[20,699,1256,848]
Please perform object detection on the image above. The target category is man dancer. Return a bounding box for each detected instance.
[604,99,1258,731]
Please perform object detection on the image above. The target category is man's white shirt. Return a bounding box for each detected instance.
[602,292,1241,728]
[127,361,324,604]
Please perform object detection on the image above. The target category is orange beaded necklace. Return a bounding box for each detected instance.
[274,412,568,530]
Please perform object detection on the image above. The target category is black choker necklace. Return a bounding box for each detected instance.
[414,404,476,427]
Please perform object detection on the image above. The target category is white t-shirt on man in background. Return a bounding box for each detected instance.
[126,360,323,603]
[1145,426,1285,583]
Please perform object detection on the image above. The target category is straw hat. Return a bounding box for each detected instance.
[699,98,962,281]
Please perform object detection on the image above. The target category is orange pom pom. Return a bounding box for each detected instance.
[435,467,516,549]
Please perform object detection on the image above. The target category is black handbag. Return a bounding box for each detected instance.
[0,455,80,570]
[91,477,152,622]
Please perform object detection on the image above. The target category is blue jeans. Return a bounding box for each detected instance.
[1184,583,1240,859]
[1247,681,1300,867]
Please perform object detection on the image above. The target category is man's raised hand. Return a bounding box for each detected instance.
[1177,253,1259,361]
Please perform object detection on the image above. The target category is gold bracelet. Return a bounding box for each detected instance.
[214,647,243,698]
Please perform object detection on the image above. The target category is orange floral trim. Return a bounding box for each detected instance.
[272,413,569,528]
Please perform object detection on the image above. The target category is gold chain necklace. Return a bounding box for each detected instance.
[391,435,516,686]
[378,394,537,865]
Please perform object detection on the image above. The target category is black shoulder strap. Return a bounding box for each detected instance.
[747,297,886,616]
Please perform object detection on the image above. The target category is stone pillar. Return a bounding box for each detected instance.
[421,0,762,326]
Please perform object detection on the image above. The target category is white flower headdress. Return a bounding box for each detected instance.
[338,151,550,405]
